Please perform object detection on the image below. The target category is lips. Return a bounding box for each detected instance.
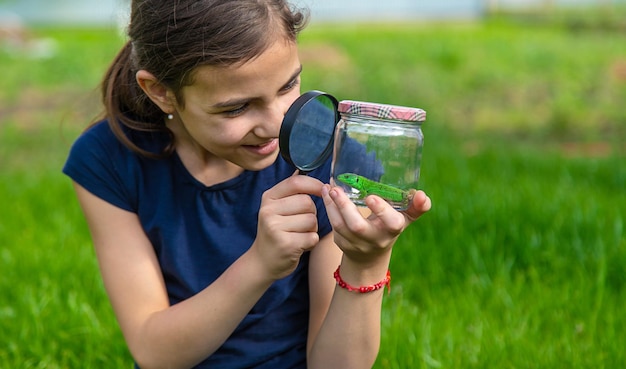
[243,138,279,156]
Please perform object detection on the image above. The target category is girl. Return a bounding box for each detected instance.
[63,1,431,368]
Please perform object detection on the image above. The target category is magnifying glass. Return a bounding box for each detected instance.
[279,90,339,174]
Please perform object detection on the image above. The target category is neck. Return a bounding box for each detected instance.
[167,118,244,187]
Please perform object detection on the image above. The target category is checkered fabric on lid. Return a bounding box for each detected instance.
[338,100,426,122]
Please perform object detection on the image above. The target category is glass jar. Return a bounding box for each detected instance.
[331,100,426,210]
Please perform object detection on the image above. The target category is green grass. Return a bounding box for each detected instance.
[1,12,625,368]
[379,142,625,368]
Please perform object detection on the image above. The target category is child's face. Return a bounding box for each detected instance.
[172,38,302,171]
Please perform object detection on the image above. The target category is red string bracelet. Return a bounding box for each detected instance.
[334,265,391,294]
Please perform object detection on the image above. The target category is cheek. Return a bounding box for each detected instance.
[179,108,241,141]
[198,126,244,148]
[176,117,231,150]
[284,88,301,110]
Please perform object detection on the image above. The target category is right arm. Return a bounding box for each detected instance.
[72,174,324,369]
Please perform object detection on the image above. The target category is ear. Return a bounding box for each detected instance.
[136,70,176,114]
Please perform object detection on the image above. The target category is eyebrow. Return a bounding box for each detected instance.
[211,65,303,109]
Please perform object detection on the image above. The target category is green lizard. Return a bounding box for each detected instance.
[336,173,412,203]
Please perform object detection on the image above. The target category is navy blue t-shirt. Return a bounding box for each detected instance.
[63,120,333,368]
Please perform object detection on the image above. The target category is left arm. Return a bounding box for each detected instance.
[307,187,431,368]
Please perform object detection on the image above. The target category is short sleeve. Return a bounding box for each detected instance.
[62,122,137,212]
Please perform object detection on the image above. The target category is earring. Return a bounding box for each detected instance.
[167,113,174,120]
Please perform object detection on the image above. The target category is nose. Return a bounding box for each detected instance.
[254,96,293,138]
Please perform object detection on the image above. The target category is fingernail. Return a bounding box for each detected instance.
[329,188,338,199]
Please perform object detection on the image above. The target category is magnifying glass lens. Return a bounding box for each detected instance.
[289,96,336,169]
[279,91,338,173]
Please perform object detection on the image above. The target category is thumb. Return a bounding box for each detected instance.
[403,190,431,222]
[365,195,406,234]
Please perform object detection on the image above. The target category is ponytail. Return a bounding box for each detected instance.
[100,41,174,158]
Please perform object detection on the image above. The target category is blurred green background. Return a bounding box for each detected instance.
[1,2,625,368]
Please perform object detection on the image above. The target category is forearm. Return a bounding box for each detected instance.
[308,253,391,369]
[126,248,273,369]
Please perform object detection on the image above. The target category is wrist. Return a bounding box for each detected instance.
[242,243,281,284]
[336,252,392,288]
[334,265,391,294]
[341,241,394,268]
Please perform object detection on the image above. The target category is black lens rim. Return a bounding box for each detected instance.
[279,90,339,173]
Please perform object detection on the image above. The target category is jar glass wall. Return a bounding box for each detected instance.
[331,101,426,210]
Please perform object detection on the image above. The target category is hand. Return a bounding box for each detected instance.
[251,174,324,280]
[321,185,431,265]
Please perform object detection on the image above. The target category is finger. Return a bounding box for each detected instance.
[324,185,372,234]
[266,193,318,216]
[279,213,319,233]
[403,190,432,221]
[321,184,354,232]
[320,184,342,226]
[268,174,324,199]
[364,195,406,234]
[294,231,320,252]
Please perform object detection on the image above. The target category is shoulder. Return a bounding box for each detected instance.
[63,120,169,212]
[64,120,137,179]
[72,120,120,151]
[71,120,168,156]
[63,121,128,178]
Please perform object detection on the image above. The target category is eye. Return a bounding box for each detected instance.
[280,76,300,93]
[222,103,249,117]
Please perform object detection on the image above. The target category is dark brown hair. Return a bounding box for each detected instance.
[100,0,308,158]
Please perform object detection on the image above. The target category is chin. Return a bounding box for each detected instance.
[241,152,280,172]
